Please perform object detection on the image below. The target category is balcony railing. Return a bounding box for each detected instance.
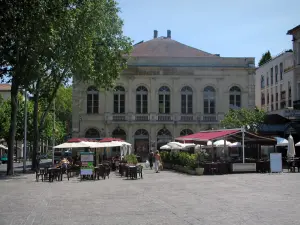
[105,112,224,123]
[135,114,150,121]
[158,114,172,121]
[112,114,126,121]
[180,114,194,121]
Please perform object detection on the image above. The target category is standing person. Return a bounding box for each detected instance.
[148,150,154,170]
[154,150,161,173]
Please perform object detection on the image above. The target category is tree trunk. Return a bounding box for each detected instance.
[7,79,19,175]
[31,81,40,171]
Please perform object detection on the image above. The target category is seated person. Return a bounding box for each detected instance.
[58,157,69,170]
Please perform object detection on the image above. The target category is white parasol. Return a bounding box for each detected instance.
[287,134,296,158]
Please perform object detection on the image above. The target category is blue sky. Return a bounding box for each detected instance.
[117,0,299,64]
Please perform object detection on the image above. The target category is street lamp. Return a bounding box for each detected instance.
[23,89,28,173]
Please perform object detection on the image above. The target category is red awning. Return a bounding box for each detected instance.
[99,137,123,142]
[176,129,240,142]
[67,138,91,143]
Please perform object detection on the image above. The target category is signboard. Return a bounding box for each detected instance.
[270,153,282,173]
[81,154,93,162]
[80,152,94,177]
[80,168,93,175]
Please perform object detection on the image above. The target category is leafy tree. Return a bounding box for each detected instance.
[221,108,266,133]
[0,0,71,174]
[28,0,132,170]
[1,0,132,173]
[258,51,272,66]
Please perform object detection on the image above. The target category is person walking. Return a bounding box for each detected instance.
[154,150,161,173]
[148,150,154,170]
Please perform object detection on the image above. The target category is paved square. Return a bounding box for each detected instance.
[0,169,300,225]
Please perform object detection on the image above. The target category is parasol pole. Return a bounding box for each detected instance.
[242,126,245,164]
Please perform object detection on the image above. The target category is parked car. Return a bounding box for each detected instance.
[1,153,8,164]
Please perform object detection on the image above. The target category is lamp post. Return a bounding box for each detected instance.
[52,99,56,166]
[78,116,82,135]
[241,126,245,163]
[23,89,28,173]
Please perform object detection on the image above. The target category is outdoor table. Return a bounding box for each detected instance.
[125,165,137,179]
[48,167,62,182]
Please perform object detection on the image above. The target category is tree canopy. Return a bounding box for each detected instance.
[0,0,132,174]
[221,108,266,133]
[258,51,272,67]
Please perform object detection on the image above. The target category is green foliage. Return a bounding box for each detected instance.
[0,94,65,142]
[160,151,209,169]
[258,51,272,67]
[125,154,138,165]
[221,108,266,133]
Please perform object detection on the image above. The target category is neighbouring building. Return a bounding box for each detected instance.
[72,30,255,157]
[256,24,300,138]
[255,50,294,112]
[0,83,11,100]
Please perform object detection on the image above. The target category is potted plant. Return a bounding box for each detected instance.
[125,154,138,165]
[195,149,208,175]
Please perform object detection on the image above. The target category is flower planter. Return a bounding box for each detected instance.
[195,167,204,175]
[187,169,196,175]
[163,162,172,169]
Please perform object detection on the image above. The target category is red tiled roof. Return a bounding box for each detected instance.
[131,37,217,58]
[0,84,11,91]
[175,129,240,142]
[287,25,300,35]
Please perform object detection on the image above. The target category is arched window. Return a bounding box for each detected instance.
[180,129,193,136]
[112,127,126,140]
[87,86,99,114]
[229,86,241,109]
[181,86,193,114]
[158,86,170,114]
[157,128,172,137]
[134,129,149,136]
[113,86,125,114]
[136,86,148,114]
[204,86,215,114]
[85,128,100,139]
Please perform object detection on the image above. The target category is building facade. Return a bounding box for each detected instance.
[255,25,300,119]
[255,51,294,112]
[72,30,255,155]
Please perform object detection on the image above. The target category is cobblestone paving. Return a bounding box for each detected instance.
[1,169,300,225]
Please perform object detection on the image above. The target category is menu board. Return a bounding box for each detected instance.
[270,153,282,173]
[80,152,94,176]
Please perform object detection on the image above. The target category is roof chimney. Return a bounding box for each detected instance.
[167,30,171,38]
[154,30,158,38]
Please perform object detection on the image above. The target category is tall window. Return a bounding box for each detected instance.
[158,86,170,114]
[280,63,283,80]
[203,86,215,114]
[270,67,274,85]
[87,86,99,114]
[181,86,193,114]
[136,86,148,114]
[113,86,125,114]
[261,76,265,89]
[229,86,241,109]
[275,65,278,83]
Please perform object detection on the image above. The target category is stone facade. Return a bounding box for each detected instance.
[72,31,255,154]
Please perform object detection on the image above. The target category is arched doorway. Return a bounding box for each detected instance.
[157,127,172,150]
[85,128,100,139]
[134,129,149,160]
[112,128,126,141]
